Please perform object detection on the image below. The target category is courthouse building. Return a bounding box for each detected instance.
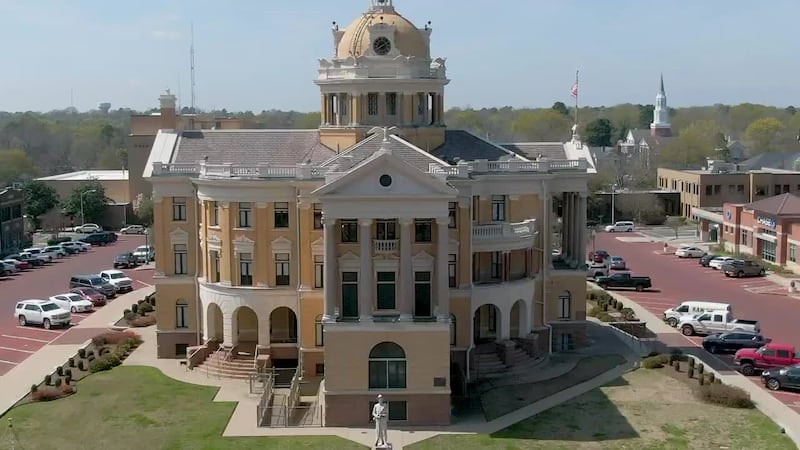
[144,0,595,426]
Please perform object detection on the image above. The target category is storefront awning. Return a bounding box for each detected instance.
[691,207,723,223]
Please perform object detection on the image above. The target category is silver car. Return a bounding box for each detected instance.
[609,256,627,270]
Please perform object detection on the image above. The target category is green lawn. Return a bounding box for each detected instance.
[2,366,365,450]
[409,369,796,450]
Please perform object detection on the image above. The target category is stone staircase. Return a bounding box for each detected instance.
[471,341,545,380]
[196,348,256,379]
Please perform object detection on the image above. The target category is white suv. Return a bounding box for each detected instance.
[15,300,72,329]
[99,270,134,293]
[604,221,635,232]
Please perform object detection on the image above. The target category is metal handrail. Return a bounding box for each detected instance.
[185,345,206,371]
[256,374,275,426]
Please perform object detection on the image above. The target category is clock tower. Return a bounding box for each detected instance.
[316,0,449,151]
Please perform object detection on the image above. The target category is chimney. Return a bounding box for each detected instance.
[159,90,178,129]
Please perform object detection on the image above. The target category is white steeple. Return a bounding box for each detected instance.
[650,73,672,137]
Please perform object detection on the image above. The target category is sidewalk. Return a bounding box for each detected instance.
[0,286,154,416]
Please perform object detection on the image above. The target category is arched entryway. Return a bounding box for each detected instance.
[473,304,500,345]
[233,306,259,346]
[509,300,526,338]
[270,307,298,344]
[206,303,223,343]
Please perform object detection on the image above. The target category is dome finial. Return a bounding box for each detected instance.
[370,0,394,11]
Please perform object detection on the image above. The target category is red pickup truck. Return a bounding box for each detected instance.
[734,343,800,376]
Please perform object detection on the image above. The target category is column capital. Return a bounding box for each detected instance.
[398,218,414,226]
[579,191,589,199]
[359,218,373,227]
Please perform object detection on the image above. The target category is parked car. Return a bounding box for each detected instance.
[120,224,145,234]
[99,269,133,293]
[114,253,139,269]
[595,272,652,291]
[49,293,94,313]
[69,287,107,307]
[761,364,800,391]
[69,275,118,298]
[590,250,610,263]
[0,261,18,274]
[4,258,30,270]
[75,223,102,233]
[604,221,635,232]
[678,310,760,336]
[702,331,770,354]
[100,231,118,243]
[23,247,54,262]
[608,256,626,270]
[60,241,87,253]
[586,262,609,279]
[132,245,155,263]
[663,301,732,328]
[699,253,721,267]
[7,253,44,267]
[43,245,68,258]
[722,260,766,278]
[79,233,109,246]
[675,246,706,258]
[73,241,92,251]
[735,343,800,376]
[708,256,736,270]
[15,299,71,329]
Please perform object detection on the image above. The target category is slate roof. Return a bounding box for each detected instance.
[501,142,567,160]
[171,130,335,165]
[432,130,523,163]
[745,193,800,216]
[630,129,676,148]
[739,151,800,171]
[321,133,446,171]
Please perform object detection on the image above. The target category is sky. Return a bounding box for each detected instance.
[0,0,798,113]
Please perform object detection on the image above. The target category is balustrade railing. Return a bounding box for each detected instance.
[373,239,399,253]
[472,219,536,240]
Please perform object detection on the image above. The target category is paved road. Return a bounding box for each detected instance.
[594,231,800,413]
[0,234,153,375]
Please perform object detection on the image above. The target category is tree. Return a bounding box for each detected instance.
[584,118,613,147]
[62,180,108,224]
[0,148,39,185]
[510,109,572,142]
[615,193,665,225]
[551,101,569,116]
[665,215,687,239]
[22,180,59,229]
[659,120,722,168]
[638,104,655,128]
[744,117,786,155]
[133,193,154,227]
[786,106,797,116]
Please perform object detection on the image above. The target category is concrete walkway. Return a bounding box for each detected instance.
[0,286,154,416]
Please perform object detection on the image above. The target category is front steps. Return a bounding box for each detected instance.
[470,341,544,380]
[196,349,256,379]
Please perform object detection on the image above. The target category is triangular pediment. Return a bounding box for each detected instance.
[312,148,457,198]
[271,236,292,253]
[170,228,189,245]
[311,237,324,254]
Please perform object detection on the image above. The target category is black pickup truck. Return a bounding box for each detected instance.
[595,272,652,292]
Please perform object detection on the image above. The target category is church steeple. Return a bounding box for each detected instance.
[650,73,672,137]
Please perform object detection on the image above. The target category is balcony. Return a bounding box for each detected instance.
[472,219,537,252]
[471,276,537,310]
[373,239,399,254]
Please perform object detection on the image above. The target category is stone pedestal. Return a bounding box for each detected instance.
[374,445,393,450]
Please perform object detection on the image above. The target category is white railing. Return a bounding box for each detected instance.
[373,239,399,253]
[428,159,588,178]
[152,161,334,179]
[473,219,537,240]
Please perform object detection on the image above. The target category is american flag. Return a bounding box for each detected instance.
[570,82,579,98]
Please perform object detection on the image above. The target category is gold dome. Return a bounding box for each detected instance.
[337,10,429,59]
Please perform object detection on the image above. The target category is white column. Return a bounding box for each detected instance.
[499,306,511,341]
[225,311,235,346]
[562,193,571,260]
[578,193,588,265]
[335,94,342,126]
[435,218,450,321]
[399,218,413,319]
[359,219,374,320]
[544,194,553,269]
[323,218,338,321]
[569,193,577,262]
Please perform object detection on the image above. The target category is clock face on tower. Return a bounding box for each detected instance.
[372,37,391,55]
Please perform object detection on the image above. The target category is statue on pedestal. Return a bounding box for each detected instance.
[372,394,389,447]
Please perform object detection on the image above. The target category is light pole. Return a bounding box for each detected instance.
[610,183,618,224]
[79,189,97,226]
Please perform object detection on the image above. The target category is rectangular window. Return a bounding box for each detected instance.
[239,253,253,286]
[274,202,289,228]
[761,240,777,263]
[314,317,324,347]
[448,202,457,228]
[414,271,432,317]
[448,254,457,288]
[313,204,323,230]
[560,294,571,319]
[490,251,502,279]
[210,251,220,282]
[341,220,358,243]
[741,230,749,247]
[785,184,791,193]
[728,184,735,193]
[314,255,324,288]
[472,195,479,221]
[714,185,721,195]
[791,244,798,263]
[174,244,188,275]
[368,93,379,115]
[386,92,397,116]
[172,197,187,221]
[176,303,189,328]
[238,202,252,228]
[210,201,219,226]
[756,186,767,196]
[414,219,432,242]
[376,220,397,240]
[738,185,745,193]
[275,253,290,286]
[775,184,782,195]
[341,272,359,318]
[491,195,506,221]
[705,185,712,196]
[377,271,396,310]
[368,401,408,422]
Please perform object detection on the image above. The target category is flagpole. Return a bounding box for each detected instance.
[574,70,579,127]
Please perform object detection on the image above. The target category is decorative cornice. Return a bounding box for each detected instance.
[232,235,255,255]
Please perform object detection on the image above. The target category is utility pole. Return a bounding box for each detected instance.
[190,21,196,113]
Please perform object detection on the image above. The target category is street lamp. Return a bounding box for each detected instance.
[610,183,618,224]
[79,190,97,226]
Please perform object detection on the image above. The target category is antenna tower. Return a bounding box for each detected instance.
[190,22,196,113]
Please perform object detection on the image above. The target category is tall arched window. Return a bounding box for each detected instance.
[315,314,324,347]
[175,300,189,328]
[368,342,406,389]
[449,314,456,346]
[559,290,572,319]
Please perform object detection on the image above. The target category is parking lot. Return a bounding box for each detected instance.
[594,230,800,413]
[0,233,153,376]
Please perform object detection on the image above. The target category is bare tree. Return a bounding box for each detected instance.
[615,193,665,225]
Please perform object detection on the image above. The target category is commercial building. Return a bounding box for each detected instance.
[144,0,595,426]
[0,187,25,254]
[36,170,131,230]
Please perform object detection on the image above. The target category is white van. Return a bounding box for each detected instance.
[663,301,732,327]
[605,221,635,232]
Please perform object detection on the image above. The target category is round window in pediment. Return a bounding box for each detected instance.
[379,174,393,187]
[373,37,392,55]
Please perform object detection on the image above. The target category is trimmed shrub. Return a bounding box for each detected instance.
[93,331,142,346]
[69,357,75,367]
[61,384,75,394]
[620,307,636,321]
[56,366,63,376]
[642,356,664,369]
[695,384,754,409]
[602,303,609,312]
[32,389,62,402]
[130,316,157,327]
[123,308,132,316]
[78,360,85,371]
[674,361,680,372]
[596,312,614,322]
[55,378,62,387]
[687,366,695,379]
[688,358,695,369]
[124,311,137,321]
[65,375,72,385]
[647,351,660,357]
[131,304,138,314]
[99,347,109,355]
[88,355,96,362]
[698,375,705,386]
[138,302,154,314]
[89,353,122,373]
[697,363,705,375]
[44,374,51,386]
[588,305,602,317]
[65,368,72,377]
[138,299,145,305]
[30,384,38,393]
[707,373,715,384]
[78,348,86,358]
[615,302,624,312]
[715,378,722,385]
